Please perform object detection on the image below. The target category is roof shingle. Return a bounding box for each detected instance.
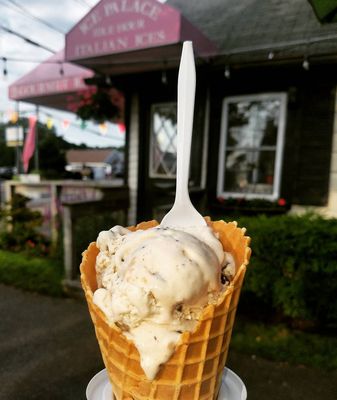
[167,0,337,63]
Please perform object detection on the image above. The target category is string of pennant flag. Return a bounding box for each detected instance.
[0,109,125,140]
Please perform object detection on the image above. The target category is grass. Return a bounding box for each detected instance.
[0,241,336,372]
[0,250,63,296]
[231,316,337,370]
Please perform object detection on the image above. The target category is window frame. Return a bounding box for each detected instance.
[217,92,287,200]
[149,101,177,179]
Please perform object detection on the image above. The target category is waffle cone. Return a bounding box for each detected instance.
[80,219,251,400]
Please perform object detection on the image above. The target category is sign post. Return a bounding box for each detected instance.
[5,105,23,175]
[34,106,39,172]
[5,126,24,147]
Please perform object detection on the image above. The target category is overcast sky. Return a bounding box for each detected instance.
[0,0,126,148]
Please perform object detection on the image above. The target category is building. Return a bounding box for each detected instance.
[10,0,337,223]
[66,148,124,179]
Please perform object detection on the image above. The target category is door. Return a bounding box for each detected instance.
[137,70,208,222]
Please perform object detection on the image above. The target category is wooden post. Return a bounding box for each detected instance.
[50,183,59,249]
[34,105,39,172]
[63,205,75,281]
[61,186,129,292]
[15,102,21,174]
[3,182,15,233]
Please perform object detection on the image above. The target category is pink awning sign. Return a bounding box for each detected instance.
[66,0,216,64]
[8,50,93,105]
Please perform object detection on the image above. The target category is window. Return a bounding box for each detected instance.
[217,93,287,200]
[149,103,177,178]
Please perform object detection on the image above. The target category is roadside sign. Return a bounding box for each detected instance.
[5,126,24,147]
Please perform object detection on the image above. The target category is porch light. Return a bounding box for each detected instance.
[302,57,310,70]
[59,62,64,76]
[224,65,230,79]
[105,75,112,86]
[161,69,168,85]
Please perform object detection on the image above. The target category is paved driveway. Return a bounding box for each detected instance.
[0,284,103,399]
[0,284,336,400]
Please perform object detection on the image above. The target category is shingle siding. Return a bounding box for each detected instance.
[168,0,337,63]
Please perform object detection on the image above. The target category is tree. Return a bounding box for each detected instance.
[38,123,69,178]
[0,123,15,167]
[0,118,87,178]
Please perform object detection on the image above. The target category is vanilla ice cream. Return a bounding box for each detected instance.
[93,224,235,380]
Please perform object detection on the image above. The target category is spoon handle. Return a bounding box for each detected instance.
[160,41,205,227]
[175,41,196,205]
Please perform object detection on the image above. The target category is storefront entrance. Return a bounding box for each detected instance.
[136,71,208,222]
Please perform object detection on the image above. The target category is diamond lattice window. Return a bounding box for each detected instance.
[150,103,177,178]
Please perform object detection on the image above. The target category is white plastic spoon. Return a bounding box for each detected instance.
[160,41,206,228]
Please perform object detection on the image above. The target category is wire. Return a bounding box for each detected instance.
[11,108,125,143]
[2,0,65,35]
[0,56,61,64]
[1,108,125,144]
[0,24,57,53]
[73,0,92,9]
[39,110,125,142]
[81,0,94,7]
[1,53,181,66]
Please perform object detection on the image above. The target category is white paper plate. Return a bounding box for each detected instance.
[86,368,247,400]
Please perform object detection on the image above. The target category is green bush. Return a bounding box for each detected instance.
[74,210,125,274]
[0,194,50,256]
[0,193,62,295]
[230,213,337,329]
[231,317,337,370]
[0,250,63,296]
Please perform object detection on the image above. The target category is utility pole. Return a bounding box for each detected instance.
[34,105,39,172]
[15,101,21,175]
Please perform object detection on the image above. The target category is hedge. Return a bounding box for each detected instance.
[0,250,63,296]
[1,212,336,327]
[231,213,337,329]
[231,318,337,370]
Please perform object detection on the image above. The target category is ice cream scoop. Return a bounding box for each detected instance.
[93,224,235,379]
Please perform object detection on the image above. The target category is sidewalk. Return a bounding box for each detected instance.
[0,283,336,400]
